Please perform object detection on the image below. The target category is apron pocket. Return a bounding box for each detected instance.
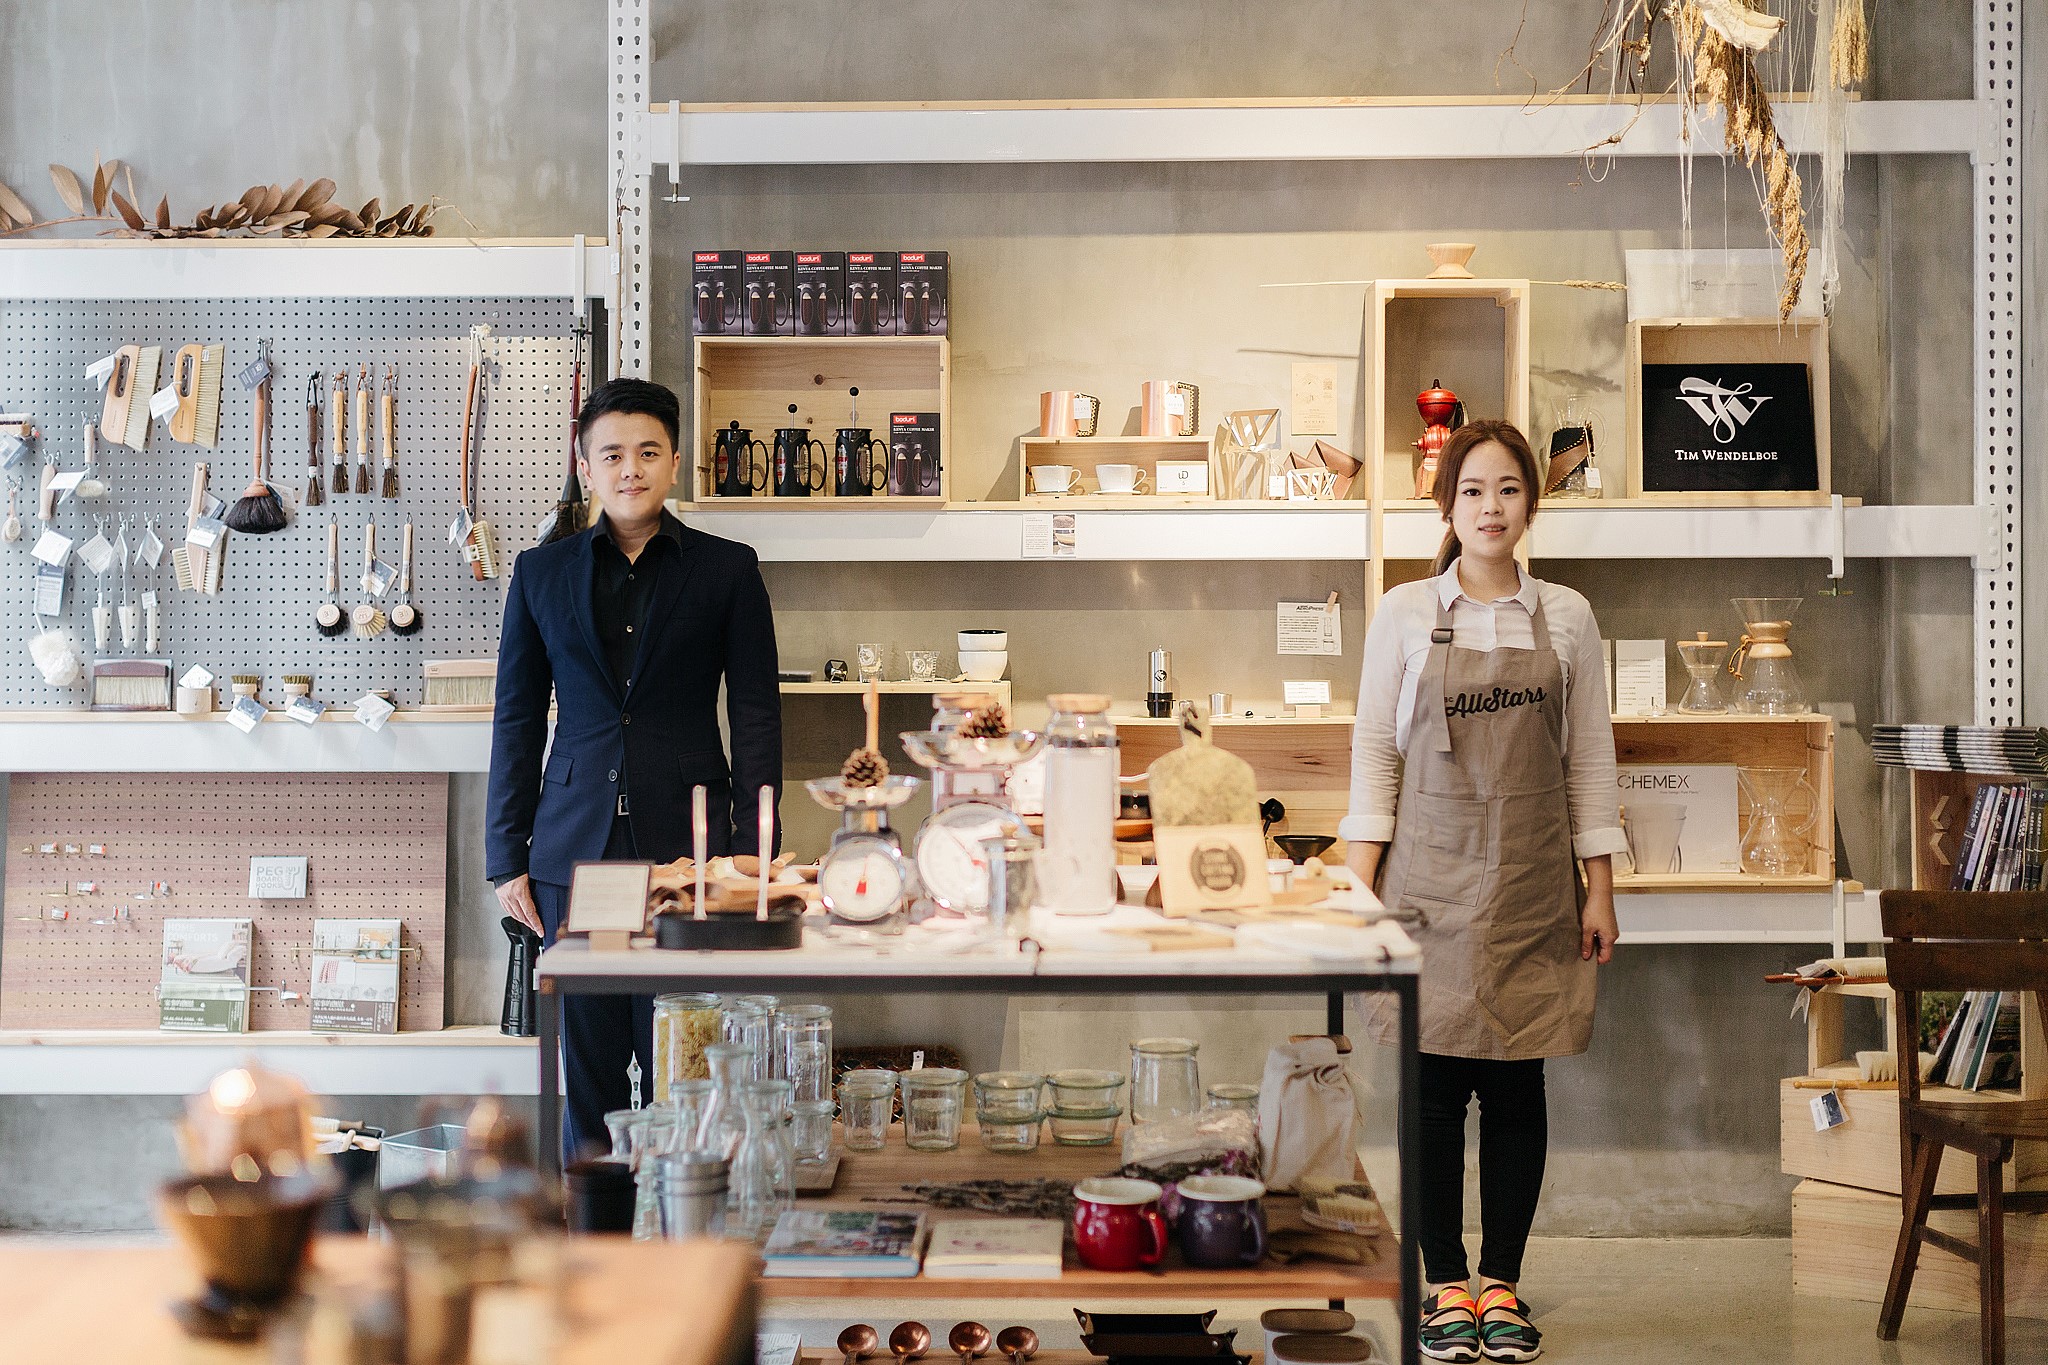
[1395,791,1489,908]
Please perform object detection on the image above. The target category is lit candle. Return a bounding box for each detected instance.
[692,785,708,921]
[757,786,775,922]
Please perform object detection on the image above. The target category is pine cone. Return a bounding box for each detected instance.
[840,747,889,787]
[958,703,1010,739]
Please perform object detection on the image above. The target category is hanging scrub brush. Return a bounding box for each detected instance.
[303,372,324,508]
[381,364,400,498]
[389,521,422,635]
[461,325,499,580]
[315,519,346,637]
[115,516,138,650]
[224,342,287,534]
[353,364,372,495]
[330,370,349,497]
[351,522,386,638]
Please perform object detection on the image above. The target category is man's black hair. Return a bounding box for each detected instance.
[577,377,681,456]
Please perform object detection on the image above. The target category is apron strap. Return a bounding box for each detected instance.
[1526,588,1552,654]
[1415,596,1458,755]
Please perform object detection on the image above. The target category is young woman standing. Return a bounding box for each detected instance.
[1341,420,1624,1363]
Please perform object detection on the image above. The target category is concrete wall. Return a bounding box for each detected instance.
[0,0,1987,1235]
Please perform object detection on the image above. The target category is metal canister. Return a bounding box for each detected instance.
[652,1152,728,1240]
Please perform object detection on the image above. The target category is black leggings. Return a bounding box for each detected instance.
[1417,1052,1548,1285]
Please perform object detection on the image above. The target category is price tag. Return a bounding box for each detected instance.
[1164,392,1187,417]
[140,588,158,613]
[187,517,226,551]
[77,532,115,576]
[1810,1090,1848,1132]
[47,470,83,503]
[32,529,73,567]
[366,558,396,598]
[448,507,473,546]
[225,695,266,733]
[200,493,227,520]
[239,353,271,390]
[0,433,25,471]
[179,665,214,690]
[87,355,118,389]
[1071,396,1090,421]
[284,695,327,726]
[148,386,181,421]
[34,562,66,616]
[137,524,165,567]
[354,692,396,732]
[1586,468,1603,491]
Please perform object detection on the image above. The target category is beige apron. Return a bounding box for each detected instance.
[1362,592,1594,1060]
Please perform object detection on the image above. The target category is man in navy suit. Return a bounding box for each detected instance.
[487,377,782,1158]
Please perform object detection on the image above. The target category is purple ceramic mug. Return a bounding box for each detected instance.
[1174,1175,1267,1268]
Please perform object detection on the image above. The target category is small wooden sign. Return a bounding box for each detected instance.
[1154,824,1273,915]
[568,861,652,952]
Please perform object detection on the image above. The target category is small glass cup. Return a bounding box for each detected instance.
[1130,1037,1201,1124]
[1204,1082,1261,1114]
[838,1070,897,1151]
[856,642,886,683]
[1046,1069,1125,1147]
[774,1004,834,1103]
[790,1099,836,1165]
[974,1071,1046,1154]
[900,1067,968,1152]
[1047,1108,1121,1146]
[722,996,778,1082]
[908,649,940,682]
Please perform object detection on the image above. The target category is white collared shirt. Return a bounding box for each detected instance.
[1339,558,1628,860]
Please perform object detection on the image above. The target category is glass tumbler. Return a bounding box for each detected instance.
[1204,1082,1261,1114]
[774,1004,834,1102]
[722,995,778,1082]
[973,1071,1046,1154]
[908,649,940,682]
[838,1070,897,1151]
[1046,1068,1126,1147]
[900,1067,968,1151]
[1130,1037,1201,1123]
[791,1099,836,1165]
[856,642,886,682]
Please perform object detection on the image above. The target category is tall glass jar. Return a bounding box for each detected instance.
[652,992,721,1102]
[729,1079,796,1242]
[773,1004,834,1103]
[1040,694,1119,916]
[1130,1037,1202,1123]
[667,1079,717,1154]
[631,1103,681,1240]
[722,995,778,1082]
[698,1042,751,1160]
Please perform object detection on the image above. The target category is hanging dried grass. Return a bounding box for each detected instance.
[1831,0,1870,88]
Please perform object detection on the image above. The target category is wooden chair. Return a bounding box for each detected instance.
[1878,890,2048,1364]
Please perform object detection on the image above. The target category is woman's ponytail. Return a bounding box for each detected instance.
[1432,528,1462,576]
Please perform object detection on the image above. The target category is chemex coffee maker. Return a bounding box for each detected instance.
[746,277,791,334]
[1412,381,1464,498]
[833,388,887,497]
[1727,597,1809,715]
[694,278,740,333]
[848,278,894,335]
[712,421,769,498]
[772,405,827,498]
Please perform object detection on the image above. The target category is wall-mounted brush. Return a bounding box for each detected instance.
[115,516,138,650]
[539,321,587,544]
[316,519,345,636]
[330,369,349,496]
[461,325,499,580]
[3,477,21,543]
[390,521,422,635]
[99,344,140,448]
[76,421,106,500]
[224,342,287,534]
[303,372,324,508]
[351,522,386,638]
[353,365,372,494]
[381,364,400,498]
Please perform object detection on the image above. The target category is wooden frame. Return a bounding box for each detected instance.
[690,335,951,505]
[1016,434,1214,501]
[1624,317,1831,503]
[1365,277,1530,511]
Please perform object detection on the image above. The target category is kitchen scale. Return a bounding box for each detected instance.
[805,774,920,933]
[899,725,1045,920]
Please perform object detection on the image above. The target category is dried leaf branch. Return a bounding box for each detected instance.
[0,158,445,240]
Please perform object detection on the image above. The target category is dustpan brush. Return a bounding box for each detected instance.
[224,363,286,534]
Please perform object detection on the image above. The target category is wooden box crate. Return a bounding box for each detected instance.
[1115,715,1356,856]
[690,336,950,504]
[1016,434,1215,503]
[1366,279,1529,509]
[1792,1178,2048,1318]
[1780,1079,2048,1197]
[1625,317,1830,503]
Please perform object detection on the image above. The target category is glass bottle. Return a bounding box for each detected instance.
[666,1079,717,1155]
[1040,693,1119,916]
[1130,1037,1202,1123]
[631,1102,680,1240]
[698,1042,751,1160]
[729,1079,796,1242]
[773,1004,834,1103]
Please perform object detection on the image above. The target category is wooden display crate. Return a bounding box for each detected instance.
[1017,433,1214,500]
[1906,768,2044,892]
[1624,317,1831,503]
[1366,278,1530,510]
[1116,715,1356,858]
[1792,1178,2048,1319]
[690,335,951,504]
[1779,1077,2048,1197]
[1611,713,1835,892]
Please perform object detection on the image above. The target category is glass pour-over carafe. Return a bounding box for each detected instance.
[1738,766,1819,877]
[1676,632,1730,713]
[1728,597,1808,715]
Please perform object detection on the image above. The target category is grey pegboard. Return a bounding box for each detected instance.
[0,298,580,706]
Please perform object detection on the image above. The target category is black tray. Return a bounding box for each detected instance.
[1074,1313,1218,1338]
[1082,1333,1238,1359]
[651,900,805,951]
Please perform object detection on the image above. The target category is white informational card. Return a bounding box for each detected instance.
[1613,639,1667,715]
[567,861,652,935]
[1615,764,1742,874]
[1021,512,1078,559]
[1290,361,1339,434]
[1277,601,1342,656]
[249,855,310,899]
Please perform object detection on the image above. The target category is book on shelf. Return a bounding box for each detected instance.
[1945,783,2047,892]
[159,918,253,1032]
[309,919,402,1034]
[922,1218,1065,1279]
[760,1210,927,1278]
[1971,993,2024,1091]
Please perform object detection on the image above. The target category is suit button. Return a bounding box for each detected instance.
[622,712,632,726]
[608,769,619,783]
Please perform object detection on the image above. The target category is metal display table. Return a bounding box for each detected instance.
[536,927,1422,1365]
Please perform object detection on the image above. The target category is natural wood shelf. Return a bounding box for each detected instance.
[686,496,950,510]
[783,680,1011,696]
[1114,714,1357,727]
[769,1126,1396,1301]
[1614,872,1844,894]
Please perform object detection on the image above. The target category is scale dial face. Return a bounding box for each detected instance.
[914,800,1019,913]
[818,834,908,923]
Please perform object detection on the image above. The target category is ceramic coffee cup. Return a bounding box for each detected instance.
[1174,1175,1267,1268]
[1072,1177,1167,1271]
[1030,464,1080,495]
[1096,464,1149,495]
[958,629,1007,653]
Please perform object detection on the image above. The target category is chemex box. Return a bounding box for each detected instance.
[895,250,949,335]
[847,251,899,336]
[888,412,942,497]
[690,250,745,334]
[794,251,847,335]
[742,251,796,335]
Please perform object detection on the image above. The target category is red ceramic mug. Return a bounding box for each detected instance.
[1072,1177,1168,1271]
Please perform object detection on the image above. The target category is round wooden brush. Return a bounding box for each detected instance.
[390,521,421,635]
[351,522,385,638]
[315,519,345,636]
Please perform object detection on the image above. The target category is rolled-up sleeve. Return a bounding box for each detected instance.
[1339,603,1408,845]
[1562,601,1627,860]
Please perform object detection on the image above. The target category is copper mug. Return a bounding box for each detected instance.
[1039,390,1101,439]
[1140,380,1201,438]
[833,428,888,497]
[773,428,827,497]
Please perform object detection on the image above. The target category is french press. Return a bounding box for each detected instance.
[694,279,740,334]
[833,390,887,497]
[848,279,893,336]
[888,438,941,497]
[899,279,947,335]
[797,280,841,335]
[772,405,827,498]
[746,278,791,333]
[713,421,769,498]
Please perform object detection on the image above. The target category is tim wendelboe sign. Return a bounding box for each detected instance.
[1639,362,1818,493]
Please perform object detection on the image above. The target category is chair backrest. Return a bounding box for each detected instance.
[1880,890,2048,1107]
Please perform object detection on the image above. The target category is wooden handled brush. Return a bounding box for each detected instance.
[331,370,349,495]
[169,345,203,444]
[381,365,399,498]
[354,365,371,494]
[225,346,286,534]
[315,519,345,636]
[351,522,386,637]
[390,521,421,634]
[460,331,499,580]
[100,344,139,447]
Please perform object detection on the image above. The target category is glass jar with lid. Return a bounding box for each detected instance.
[652,992,721,1102]
[773,1004,834,1103]
[1040,694,1119,916]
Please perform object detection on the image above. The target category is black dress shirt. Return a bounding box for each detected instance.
[590,510,686,695]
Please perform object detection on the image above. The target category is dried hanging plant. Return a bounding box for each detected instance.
[1830,0,1869,87]
[0,158,446,240]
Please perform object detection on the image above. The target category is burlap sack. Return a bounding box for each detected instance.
[1257,1037,1357,1192]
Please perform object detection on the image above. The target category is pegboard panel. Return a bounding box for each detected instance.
[0,297,579,707]
[1,772,447,1031]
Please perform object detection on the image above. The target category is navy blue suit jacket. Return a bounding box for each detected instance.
[485,517,782,886]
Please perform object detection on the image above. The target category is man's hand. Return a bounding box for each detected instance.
[496,873,544,937]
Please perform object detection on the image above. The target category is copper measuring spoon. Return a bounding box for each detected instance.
[948,1323,991,1364]
[890,1322,932,1364]
[839,1325,880,1365]
[996,1327,1039,1365]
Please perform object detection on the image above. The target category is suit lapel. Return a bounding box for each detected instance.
[622,526,702,702]
[570,533,621,701]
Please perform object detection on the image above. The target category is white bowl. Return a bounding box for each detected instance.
[958,650,1009,682]
[958,629,1007,652]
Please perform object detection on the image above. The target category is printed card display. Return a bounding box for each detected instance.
[1615,764,1742,875]
[1612,640,1667,715]
[159,918,253,1032]
[309,919,402,1034]
[1639,362,1819,493]
[1155,824,1274,914]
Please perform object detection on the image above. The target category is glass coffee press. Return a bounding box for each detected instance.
[1676,632,1730,714]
